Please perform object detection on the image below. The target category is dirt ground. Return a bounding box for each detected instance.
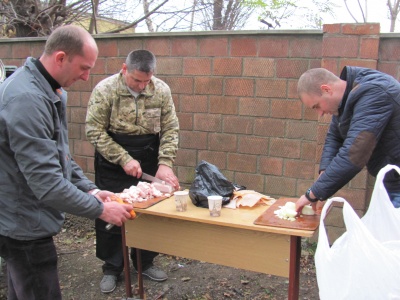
[0,215,320,300]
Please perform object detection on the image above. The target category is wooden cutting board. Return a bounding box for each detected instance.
[131,195,170,209]
[253,197,320,231]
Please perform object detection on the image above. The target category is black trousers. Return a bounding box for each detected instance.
[0,234,61,300]
[95,133,160,276]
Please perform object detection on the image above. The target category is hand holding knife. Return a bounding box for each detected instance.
[141,172,173,186]
[141,172,177,193]
[105,195,136,230]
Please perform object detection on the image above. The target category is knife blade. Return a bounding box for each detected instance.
[141,172,175,193]
[106,213,142,230]
[141,172,166,185]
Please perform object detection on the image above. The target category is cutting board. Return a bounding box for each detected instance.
[125,195,170,209]
[253,197,320,231]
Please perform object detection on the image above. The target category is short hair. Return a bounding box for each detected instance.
[297,68,340,96]
[44,25,92,58]
[125,50,156,73]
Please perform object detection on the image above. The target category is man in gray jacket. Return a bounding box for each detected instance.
[0,25,132,300]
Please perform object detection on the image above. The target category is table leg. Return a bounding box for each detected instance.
[121,224,133,298]
[288,235,301,300]
[136,248,145,299]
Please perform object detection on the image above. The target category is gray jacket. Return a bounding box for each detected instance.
[0,57,103,240]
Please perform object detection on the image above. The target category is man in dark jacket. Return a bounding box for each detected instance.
[295,66,400,212]
[0,25,132,300]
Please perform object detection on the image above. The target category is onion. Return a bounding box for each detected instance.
[274,202,298,221]
[274,201,315,221]
[302,205,315,215]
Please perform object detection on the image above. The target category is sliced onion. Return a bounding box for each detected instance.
[274,201,315,221]
[301,205,315,215]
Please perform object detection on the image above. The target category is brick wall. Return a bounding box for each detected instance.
[1,23,399,242]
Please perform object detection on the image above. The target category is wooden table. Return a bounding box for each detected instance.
[123,196,317,299]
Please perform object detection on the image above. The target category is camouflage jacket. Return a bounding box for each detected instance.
[85,72,179,168]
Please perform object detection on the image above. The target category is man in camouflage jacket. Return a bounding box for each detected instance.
[85,50,179,293]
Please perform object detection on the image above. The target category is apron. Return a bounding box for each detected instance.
[94,132,160,193]
[95,133,159,236]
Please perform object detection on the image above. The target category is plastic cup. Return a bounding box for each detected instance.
[207,195,223,217]
[174,191,188,212]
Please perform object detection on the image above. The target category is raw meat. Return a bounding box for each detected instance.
[118,181,166,204]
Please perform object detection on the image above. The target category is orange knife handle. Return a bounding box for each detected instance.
[111,195,136,219]
[129,210,136,219]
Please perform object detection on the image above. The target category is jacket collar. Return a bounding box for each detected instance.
[24,57,64,104]
[338,66,354,115]
[32,58,61,92]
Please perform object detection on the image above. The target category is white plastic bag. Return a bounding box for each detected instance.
[315,165,400,300]
[362,164,400,241]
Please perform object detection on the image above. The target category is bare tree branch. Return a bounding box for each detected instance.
[89,0,99,34]
[344,0,359,23]
[190,0,198,30]
[143,0,156,32]
[103,0,169,34]
[355,0,366,22]
[387,0,400,32]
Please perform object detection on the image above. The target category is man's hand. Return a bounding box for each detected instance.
[295,195,317,215]
[99,201,132,227]
[123,159,142,177]
[92,190,114,202]
[156,164,180,190]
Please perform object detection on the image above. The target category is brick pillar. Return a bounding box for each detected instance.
[322,23,380,73]
[316,23,381,243]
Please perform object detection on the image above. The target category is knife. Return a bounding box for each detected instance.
[105,213,142,231]
[141,172,166,184]
[141,172,175,193]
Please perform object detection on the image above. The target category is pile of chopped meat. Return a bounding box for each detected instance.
[118,181,166,203]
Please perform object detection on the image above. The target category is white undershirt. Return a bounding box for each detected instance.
[127,87,139,98]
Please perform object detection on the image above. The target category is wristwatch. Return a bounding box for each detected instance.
[305,188,319,203]
[89,189,101,196]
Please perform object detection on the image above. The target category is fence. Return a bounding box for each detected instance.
[1,22,399,241]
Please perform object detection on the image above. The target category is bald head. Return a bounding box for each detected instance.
[40,25,98,88]
[296,68,347,117]
[43,25,97,60]
[297,68,341,97]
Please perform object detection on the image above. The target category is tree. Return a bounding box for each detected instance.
[143,0,156,32]
[88,0,99,34]
[344,0,367,22]
[387,0,400,32]
[199,0,256,30]
[246,0,336,29]
[0,0,171,37]
[135,0,256,32]
[0,0,323,37]
[0,0,94,37]
[343,0,399,32]
[104,0,170,33]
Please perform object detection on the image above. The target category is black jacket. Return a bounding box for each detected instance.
[312,66,400,200]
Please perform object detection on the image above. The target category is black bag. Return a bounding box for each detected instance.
[189,160,235,208]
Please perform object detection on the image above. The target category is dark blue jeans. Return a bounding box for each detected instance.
[0,235,61,300]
